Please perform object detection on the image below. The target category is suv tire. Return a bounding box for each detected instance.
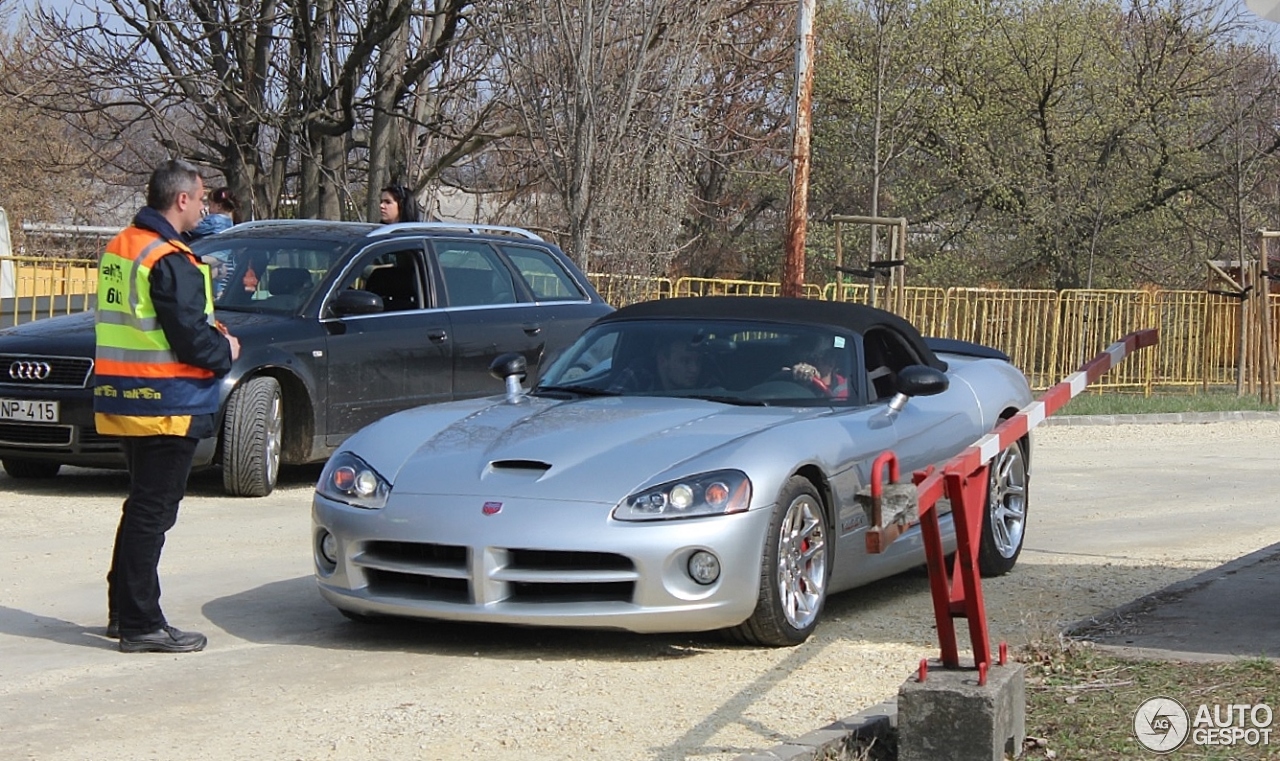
[221,376,283,497]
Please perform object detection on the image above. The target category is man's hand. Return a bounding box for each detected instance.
[790,362,819,382]
[226,333,241,361]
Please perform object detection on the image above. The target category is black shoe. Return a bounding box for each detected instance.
[106,616,119,639]
[118,625,207,653]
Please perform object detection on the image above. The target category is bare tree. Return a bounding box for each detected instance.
[0,1,106,242]
[25,0,495,222]
[489,0,714,271]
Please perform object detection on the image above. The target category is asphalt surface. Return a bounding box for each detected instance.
[1069,540,1280,661]
[1055,411,1280,662]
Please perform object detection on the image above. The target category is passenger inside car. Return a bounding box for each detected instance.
[610,333,714,393]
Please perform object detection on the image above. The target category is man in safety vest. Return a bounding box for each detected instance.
[95,159,241,653]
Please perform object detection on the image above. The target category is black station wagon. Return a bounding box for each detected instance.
[0,221,613,495]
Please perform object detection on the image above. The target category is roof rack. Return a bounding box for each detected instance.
[224,219,365,231]
[368,222,544,241]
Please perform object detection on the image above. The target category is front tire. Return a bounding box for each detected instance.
[978,438,1028,576]
[221,376,283,497]
[2,458,61,479]
[728,476,829,646]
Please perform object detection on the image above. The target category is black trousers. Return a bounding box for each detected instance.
[107,435,199,636]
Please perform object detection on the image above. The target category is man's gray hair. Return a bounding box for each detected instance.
[146,159,202,211]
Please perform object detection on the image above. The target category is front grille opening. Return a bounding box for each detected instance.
[0,422,73,447]
[509,580,634,603]
[366,541,467,568]
[365,569,470,603]
[78,427,122,453]
[508,548,634,572]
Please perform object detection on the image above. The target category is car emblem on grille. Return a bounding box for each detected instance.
[9,361,52,381]
[482,501,502,516]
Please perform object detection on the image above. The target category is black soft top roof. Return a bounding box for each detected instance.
[599,296,945,370]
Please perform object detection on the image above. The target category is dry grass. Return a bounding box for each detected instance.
[1019,639,1280,760]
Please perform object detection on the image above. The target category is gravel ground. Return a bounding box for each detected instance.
[2,420,1279,760]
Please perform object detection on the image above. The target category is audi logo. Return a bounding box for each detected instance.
[9,361,53,381]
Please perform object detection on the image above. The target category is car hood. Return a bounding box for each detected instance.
[369,395,815,503]
[0,310,97,354]
[0,308,294,356]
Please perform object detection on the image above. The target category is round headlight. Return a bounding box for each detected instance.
[705,481,730,507]
[669,483,695,510]
[687,550,721,585]
[354,470,379,497]
[319,530,338,565]
[332,465,356,491]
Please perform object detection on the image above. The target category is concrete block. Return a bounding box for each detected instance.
[897,660,1025,761]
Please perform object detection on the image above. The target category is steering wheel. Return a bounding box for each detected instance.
[742,379,823,400]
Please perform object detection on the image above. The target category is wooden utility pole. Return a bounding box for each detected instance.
[781,0,816,298]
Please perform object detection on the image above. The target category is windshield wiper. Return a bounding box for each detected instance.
[534,384,620,398]
[688,394,769,407]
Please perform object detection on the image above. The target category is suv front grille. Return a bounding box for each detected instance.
[0,423,119,453]
[0,422,74,447]
[0,354,94,389]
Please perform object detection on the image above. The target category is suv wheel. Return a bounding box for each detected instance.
[221,376,283,497]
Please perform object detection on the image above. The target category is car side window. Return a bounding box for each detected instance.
[343,249,425,313]
[499,244,584,302]
[863,328,921,401]
[436,242,518,307]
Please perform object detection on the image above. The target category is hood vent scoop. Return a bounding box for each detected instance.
[490,459,552,472]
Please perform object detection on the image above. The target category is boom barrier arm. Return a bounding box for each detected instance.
[861,329,1159,681]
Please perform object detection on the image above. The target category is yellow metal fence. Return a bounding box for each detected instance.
[1,257,1263,393]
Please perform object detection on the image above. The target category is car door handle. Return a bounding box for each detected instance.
[427,329,448,342]
[522,322,543,336]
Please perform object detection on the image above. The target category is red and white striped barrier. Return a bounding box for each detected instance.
[949,328,1159,479]
[866,328,1159,677]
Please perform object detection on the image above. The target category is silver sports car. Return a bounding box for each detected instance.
[312,297,1034,646]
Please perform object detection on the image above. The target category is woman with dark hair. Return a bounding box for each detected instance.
[378,184,421,224]
[187,186,238,240]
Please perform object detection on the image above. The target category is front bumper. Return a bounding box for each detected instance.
[313,491,774,633]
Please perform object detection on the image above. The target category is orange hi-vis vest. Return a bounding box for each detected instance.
[94,225,220,437]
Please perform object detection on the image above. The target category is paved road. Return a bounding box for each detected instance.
[1,420,1278,760]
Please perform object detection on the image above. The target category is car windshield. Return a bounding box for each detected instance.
[536,318,858,405]
[191,237,348,314]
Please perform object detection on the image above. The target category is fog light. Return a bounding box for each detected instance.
[319,530,338,565]
[687,550,720,585]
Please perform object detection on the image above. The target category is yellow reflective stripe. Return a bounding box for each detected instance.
[128,239,170,314]
[97,345,181,364]
[95,309,161,332]
[95,413,193,437]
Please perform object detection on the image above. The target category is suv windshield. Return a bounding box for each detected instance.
[192,237,348,314]
[537,319,857,405]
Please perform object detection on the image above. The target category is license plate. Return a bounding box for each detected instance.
[0,398,59,423]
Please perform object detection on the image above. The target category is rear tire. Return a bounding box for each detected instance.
[221,376,283,497]
[978,438,1028,576]
[727,476,829,646]
[2,458,61,479]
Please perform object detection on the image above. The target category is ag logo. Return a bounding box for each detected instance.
[1134,696,1189,753]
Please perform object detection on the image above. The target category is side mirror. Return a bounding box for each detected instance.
[489,352,528,403]
[887,364,949,413]
[330,289,384,316]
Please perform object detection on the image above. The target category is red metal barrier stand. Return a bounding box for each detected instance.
[860,328,1159,679]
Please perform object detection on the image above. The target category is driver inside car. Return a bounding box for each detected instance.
[789,346,849,399]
